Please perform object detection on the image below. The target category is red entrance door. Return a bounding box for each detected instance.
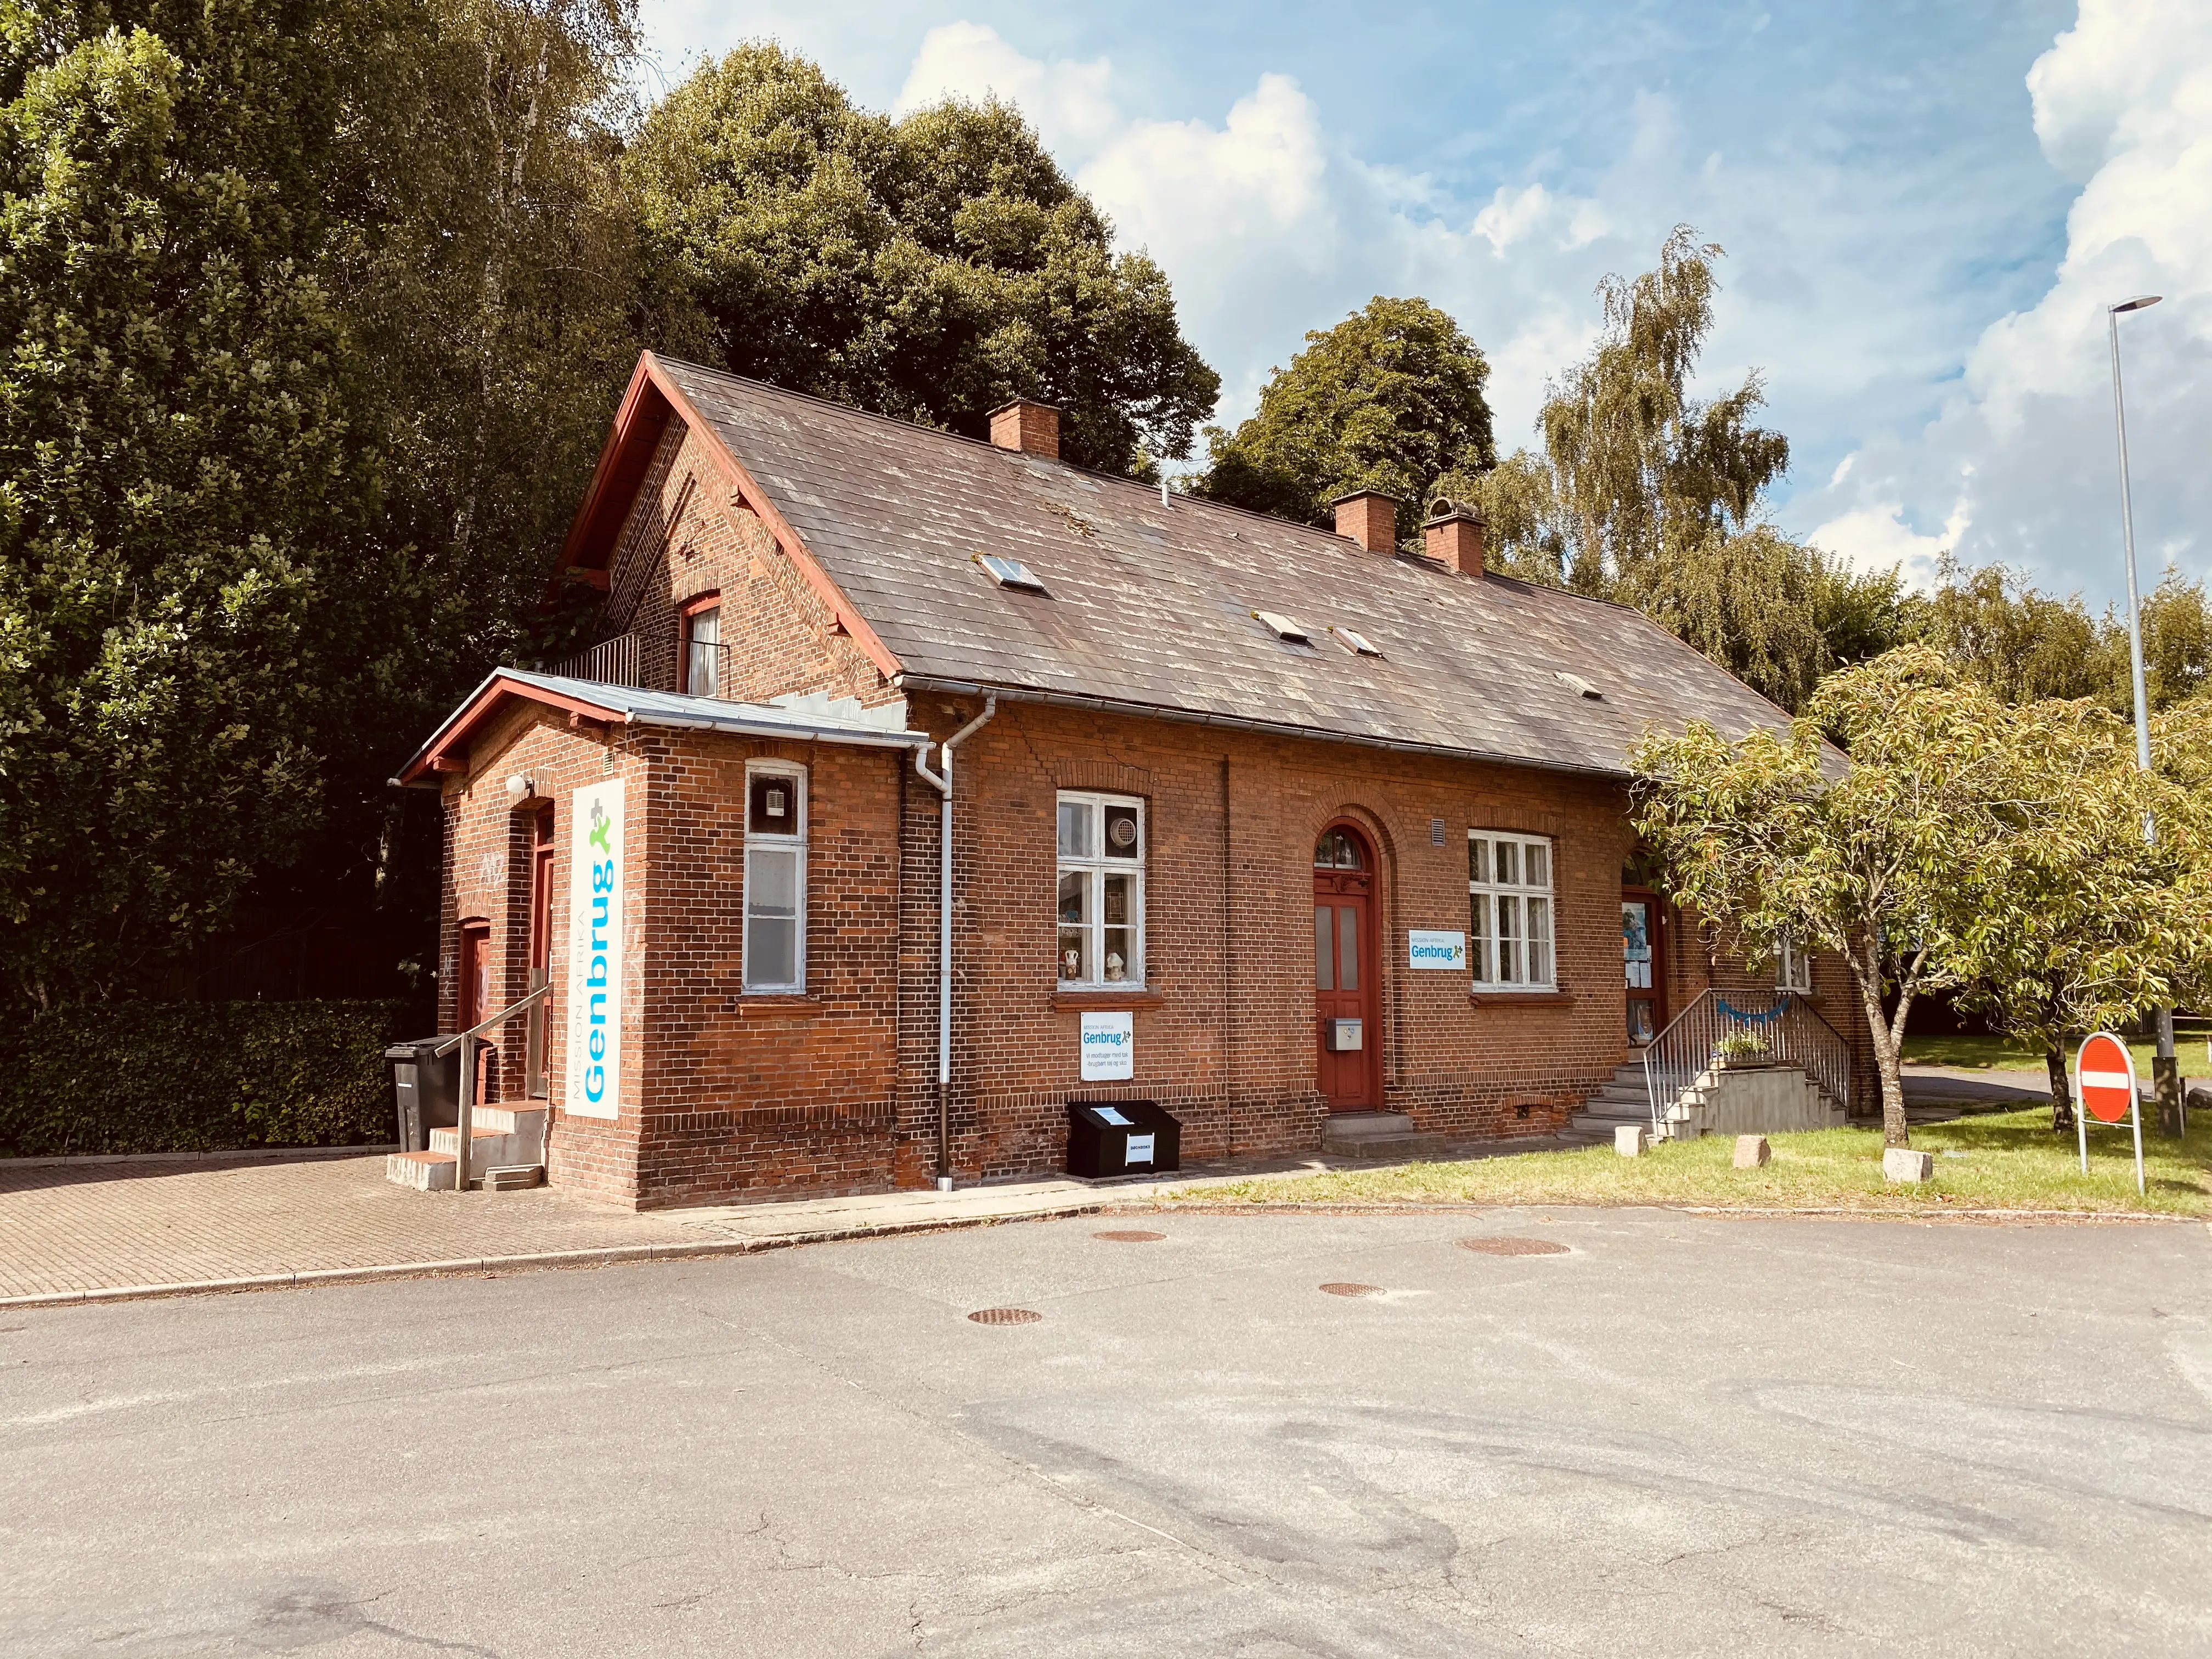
[526,808,554,1097]
[1622,887,1668,1045]
[1314,826,1381,1110]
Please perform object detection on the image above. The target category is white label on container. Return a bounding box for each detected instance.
[1125,1133,1155,1164]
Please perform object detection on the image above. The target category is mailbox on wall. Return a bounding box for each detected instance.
[1328,1018,1364,1052]
[1066,1099,1182,1179]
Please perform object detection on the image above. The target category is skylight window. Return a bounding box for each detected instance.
[1333,627,1381,657]
[1252,610,1311,644]
[975,553,1048,594]
[1556,670,1602,699]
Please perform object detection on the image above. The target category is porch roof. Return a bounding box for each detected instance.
[394,669,929,786]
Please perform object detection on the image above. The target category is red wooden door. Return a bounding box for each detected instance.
[527,809,554,1096]
[1313,826,1381,1110]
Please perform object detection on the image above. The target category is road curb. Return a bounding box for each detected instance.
[0,1195,1122,1310]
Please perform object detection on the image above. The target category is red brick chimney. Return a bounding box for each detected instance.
[1423,498,1486,577]
[1331,489,1400,554]
[989,398,1060,459]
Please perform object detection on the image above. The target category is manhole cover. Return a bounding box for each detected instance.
[1457,1236,1570,1256]
[1319,1282,1384,1297]
[967,1307,1042,1325]
[1094,1229,1165,1242]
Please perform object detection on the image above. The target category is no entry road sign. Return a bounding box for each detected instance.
[2073,1030,2145,1194]
[2078,1032,2136,1124]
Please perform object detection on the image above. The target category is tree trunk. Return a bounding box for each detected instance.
[1848,932,1911,1147]
[2045,1046,2075,1133]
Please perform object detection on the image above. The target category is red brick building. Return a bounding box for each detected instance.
[398,353,1867,1207]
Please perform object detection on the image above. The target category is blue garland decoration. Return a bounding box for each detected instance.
[1715,995,1788,1026]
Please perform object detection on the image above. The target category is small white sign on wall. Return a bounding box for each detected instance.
[565,778,625,1120]
[1080,1011,1134,1081]
[1408,929,1467,970]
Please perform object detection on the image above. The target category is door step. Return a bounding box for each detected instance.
[1321,1112,1427,1160]
[383,1149,546,1193]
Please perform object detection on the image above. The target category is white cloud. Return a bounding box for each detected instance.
[893,21,1119,156]
[1807,499,1970,589]
[1803,0,2211,596]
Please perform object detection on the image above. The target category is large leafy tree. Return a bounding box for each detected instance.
[0,0,644,1007]
[1480,228,1908,712]
[1633,648,2058,1147]
[0,0,398,1005]
[1193,296,1496,546]
[627,43,1218,475]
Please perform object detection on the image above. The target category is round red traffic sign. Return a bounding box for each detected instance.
[2076,1032,2136,1125]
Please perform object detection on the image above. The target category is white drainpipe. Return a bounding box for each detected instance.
[914,693,997,1189]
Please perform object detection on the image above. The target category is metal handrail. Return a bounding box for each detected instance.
[436,982,552,1193]
[1641,987,1853,1138]
[546,632,645,689]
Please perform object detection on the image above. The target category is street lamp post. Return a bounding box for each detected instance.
[2107,293,2180,1133]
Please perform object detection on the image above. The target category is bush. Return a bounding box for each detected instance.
[0,1000,418,1158]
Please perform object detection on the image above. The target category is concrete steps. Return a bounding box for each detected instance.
[1319,1111,1429,1161]
[385,1105,547,1192]
[1568,1060,1656,1141]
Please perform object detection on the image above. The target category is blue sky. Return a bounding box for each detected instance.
[639,0,2209,607]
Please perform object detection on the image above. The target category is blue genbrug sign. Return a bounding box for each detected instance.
[565,778,624,1119]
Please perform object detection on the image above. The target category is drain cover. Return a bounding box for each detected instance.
[967,1307,1042,1325]
[1458,1236,1570,1256]
[1319,1282,1384,1297]
[1094,1229,1165,1243]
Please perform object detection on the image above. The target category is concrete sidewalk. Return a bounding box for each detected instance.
[0,1136,1581,1308]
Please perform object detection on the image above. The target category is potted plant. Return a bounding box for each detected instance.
[1713,1030,1774,1069]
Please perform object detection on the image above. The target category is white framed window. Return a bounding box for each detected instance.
[1469,831,1555,989]
[1057,791,1145,988]
[742,762,805,992]
[1776,933,1813,995]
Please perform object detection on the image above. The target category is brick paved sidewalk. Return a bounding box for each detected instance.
[0,1155,715,1302]
[0,1133,1590,1307]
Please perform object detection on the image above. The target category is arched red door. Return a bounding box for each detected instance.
[1313,825,1381,1110]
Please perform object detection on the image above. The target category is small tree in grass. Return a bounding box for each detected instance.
[1942,698,2210,1131]
[1633,648,2038,1147]
[1634,648,2212,1148]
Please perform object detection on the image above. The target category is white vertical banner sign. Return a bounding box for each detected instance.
[566,779,625,1119]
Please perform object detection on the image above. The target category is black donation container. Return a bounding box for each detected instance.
[1066,1099,1182,1178]
[384,1039,460,1153]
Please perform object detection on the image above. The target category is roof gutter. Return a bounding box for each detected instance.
[891,676,1628,782]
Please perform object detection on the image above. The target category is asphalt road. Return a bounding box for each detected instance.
[4,1207,2210,1657]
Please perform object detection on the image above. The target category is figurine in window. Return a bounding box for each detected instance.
[1104,951,1126,981]
[1062,947,1081,979]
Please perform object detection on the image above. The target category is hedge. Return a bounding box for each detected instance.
[0,999,419,1158]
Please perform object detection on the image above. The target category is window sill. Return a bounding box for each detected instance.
[738,993,819,1014]
[1469,989,1575,1007]
[1053,988,1165,1009]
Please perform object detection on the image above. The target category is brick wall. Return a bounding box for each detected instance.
[601,420,897,710]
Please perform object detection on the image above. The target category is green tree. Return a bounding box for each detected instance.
[0,1,397,1005]
[1474,227,1908,710]
[1193,295,1495,546]
[1912,556,2119,706]
[1633,647,2056,1146]
[627,43,1218,475]
[1939,697,2210,1129]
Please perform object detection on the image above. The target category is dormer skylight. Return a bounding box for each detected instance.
[1253,610,1311,644]
[1333,627,1381,657]
[975,553,1048,594]
[1556,670,1602,699]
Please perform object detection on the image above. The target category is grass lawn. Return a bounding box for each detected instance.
[1172,1108,2212,1217]
[1903,1032,2205,1081]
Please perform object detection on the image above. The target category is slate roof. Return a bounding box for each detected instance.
[648,356,1796,779]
